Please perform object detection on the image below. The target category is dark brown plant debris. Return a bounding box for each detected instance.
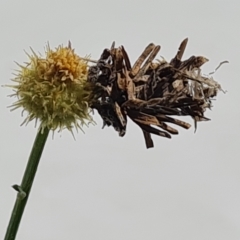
[87,39,223,148]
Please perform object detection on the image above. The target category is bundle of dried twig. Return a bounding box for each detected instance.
[87,39,223,148]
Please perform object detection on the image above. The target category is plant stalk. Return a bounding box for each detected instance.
[4,127,50,240]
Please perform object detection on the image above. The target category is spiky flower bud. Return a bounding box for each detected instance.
[9,43,93,132]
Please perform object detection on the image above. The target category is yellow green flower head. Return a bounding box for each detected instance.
[9,42,93,132]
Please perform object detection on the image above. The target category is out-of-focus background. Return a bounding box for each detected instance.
[1,1,240,239]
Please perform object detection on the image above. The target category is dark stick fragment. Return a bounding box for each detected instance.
[130,43,155,77]
[142,131,154,149]
[121,45,132,71]
[170,38,188,67]
[134,45,161,81]
[136,122,172,139]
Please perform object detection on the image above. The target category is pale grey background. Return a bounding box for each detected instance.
[1,0,240,239]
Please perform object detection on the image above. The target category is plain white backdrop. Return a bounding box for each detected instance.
[1,0,240,239]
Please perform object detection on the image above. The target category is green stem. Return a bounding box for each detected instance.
[4,127,50,240]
